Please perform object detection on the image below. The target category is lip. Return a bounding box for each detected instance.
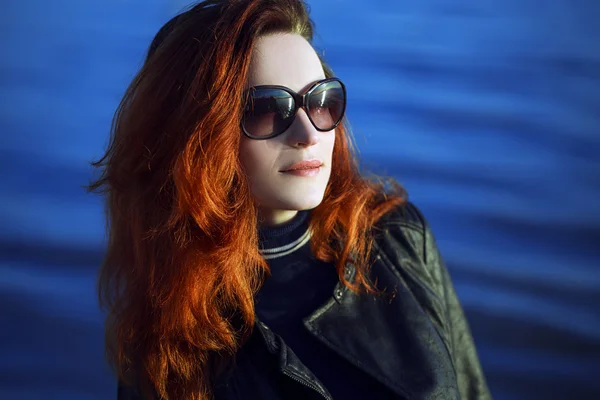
[281,167,321,177]
[280,159,323,172]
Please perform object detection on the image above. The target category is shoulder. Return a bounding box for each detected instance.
[373,203,493,399]
[371,201,448,301]
[372,201,432,263]
[375,201,427,234]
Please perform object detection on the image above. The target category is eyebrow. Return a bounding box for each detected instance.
[298,78,325,94]
[247,78,326,93]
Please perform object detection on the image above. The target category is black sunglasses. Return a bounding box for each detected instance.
[241,77,347,140]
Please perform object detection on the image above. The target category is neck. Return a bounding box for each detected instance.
[257,208,299,227]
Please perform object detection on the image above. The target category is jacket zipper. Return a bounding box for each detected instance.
[255,320,332,400]
[282,369,332,400]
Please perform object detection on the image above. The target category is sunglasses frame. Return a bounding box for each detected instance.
[241,77,347,140]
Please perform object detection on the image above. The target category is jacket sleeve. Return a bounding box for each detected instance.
[418,208,493,400]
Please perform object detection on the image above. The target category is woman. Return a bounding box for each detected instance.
[88,0,492,399]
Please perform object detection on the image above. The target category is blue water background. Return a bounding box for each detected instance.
[1,0,599,399]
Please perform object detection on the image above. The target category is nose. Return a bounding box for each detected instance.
[285,108,320,147]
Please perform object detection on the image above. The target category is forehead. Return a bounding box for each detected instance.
[247,33,325,92]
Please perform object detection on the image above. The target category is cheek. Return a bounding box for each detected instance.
[325,130,336,160]
[239,138,274,179]
[239,137,258,173]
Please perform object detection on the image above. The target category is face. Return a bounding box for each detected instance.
[239,33,336,226]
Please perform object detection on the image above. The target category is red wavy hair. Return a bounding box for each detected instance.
[88,0,406,399]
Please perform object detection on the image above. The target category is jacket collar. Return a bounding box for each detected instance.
[256,249,459,400]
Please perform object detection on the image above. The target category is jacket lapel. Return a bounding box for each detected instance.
[302,257,460,400]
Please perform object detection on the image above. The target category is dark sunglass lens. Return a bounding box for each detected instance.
[242,89,295,137]
[307,80,345,130]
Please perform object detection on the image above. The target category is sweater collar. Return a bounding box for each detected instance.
[258,210,311,259]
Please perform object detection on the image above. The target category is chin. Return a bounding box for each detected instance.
[281,198,324,211]
[272,190,326,211]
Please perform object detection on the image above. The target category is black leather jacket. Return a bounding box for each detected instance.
[118,203,492,400]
